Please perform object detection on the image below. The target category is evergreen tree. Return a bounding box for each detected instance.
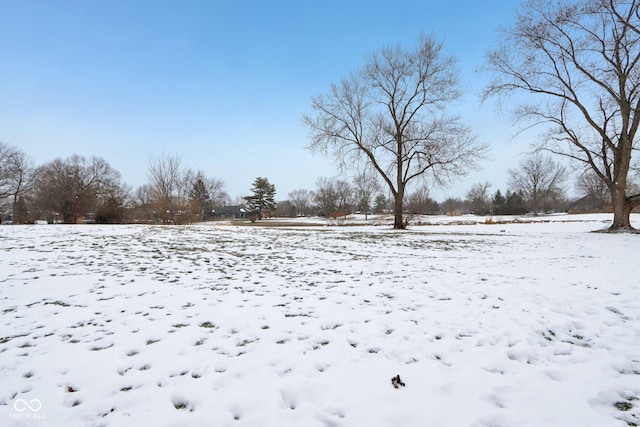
[244,177,276,220]
[373,194,388,214]
[189,177,212,220]
[505,190,527,215]
[492,190,506,215]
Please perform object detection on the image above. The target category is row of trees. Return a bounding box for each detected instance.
[0,139,630,224]
[275,151,616,219]
[0,147,232,224]
[465,153,569,216]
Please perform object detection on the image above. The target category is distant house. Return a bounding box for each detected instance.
[567,195,611,214]
[213,205,247,220]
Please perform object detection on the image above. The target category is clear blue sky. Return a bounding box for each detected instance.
[0,0,530,202]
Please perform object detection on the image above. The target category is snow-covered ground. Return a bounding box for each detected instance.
[1,214,639,427]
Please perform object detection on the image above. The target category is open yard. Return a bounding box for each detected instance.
[1,214,639,426]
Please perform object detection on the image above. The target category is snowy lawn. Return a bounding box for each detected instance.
[1,214,639,427]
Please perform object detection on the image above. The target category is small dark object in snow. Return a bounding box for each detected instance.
[67,386,76,393]
[614,401,634,411]
[391,374,405,388]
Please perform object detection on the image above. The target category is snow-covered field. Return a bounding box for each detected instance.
[1,214,639,427]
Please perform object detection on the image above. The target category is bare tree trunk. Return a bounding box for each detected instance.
[393,140,406,229]
[394,186,405,230]
[610,186,635,231]
[608,142,637,231]
[393,198,403,229]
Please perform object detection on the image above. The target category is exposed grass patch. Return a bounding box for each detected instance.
[172,323,189,328]
[615,401,634,411]
[90,343,114,351]
[0,333,29,344]
[173,401,188,410]
[44,300,71,307]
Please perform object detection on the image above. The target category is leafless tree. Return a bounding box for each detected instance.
[133,184,156,222]
[333,179,353,216]
[273,200,293,218]
[0,142,19,201]
[206,176,230,208]
[304,34,488,229]
[8,151,35,222]
[484,0,640,231]
[465,182,492,215]
[147,154,192,224]
[313,176,353,218]
[352,168,380,219]
[0,142,34,222]
[443,197,466,216]
[231,194,247,207]
[575,169,612,211]
[508,153,567,214]
[288,189,312,217]
[313,177,338,217]
[33,155,120,223]
[405,184,438,215]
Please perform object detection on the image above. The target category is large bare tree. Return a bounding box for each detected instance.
[205,176,230,208]
[0,142,34,221]
[288,189,312,217]
[508,153,567,214]
[352,167,380,220]
[304,34,487,229]
[133,184,156,223]
[576,169,612,210]
[313,176,353,218]
[33,155,120,223]
[0,142,19,202]
[465,181,492,215]
[406,184,439,215]
[147,154,192,224]
[484,0,640,231]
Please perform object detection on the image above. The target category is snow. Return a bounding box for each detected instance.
[1,214,639,427]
